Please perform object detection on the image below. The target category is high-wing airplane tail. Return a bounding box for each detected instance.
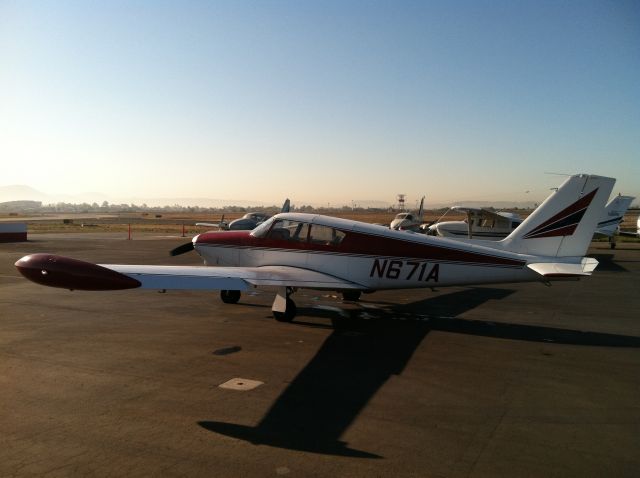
[500,174,615,257]
[595,194,635,237]
[417,196,425,221]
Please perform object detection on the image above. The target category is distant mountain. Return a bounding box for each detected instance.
[0,185,277,209]
[0,185,50,202]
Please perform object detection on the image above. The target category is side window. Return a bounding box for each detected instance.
[290,222,310,242]
[309,225,345,246]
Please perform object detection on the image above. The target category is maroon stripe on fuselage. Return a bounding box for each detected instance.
[196,230,524,267]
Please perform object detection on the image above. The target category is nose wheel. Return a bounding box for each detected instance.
[272,287,297,322]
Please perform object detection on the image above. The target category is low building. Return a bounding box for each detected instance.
[0,223,27,242]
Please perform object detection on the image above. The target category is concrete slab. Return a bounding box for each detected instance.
[0,234,639,476]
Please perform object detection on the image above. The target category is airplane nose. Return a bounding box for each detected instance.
[15,253,141,290]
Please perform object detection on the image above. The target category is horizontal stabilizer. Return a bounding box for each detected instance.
[527,258,598,278]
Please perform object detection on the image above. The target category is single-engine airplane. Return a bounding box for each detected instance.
[426,207,523,239]
[196,199,290,230]
[15,174,613,322]
[428,193,634,249]
[390,196,426,231]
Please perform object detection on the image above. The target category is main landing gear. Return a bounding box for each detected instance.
[219,288,365,322]
[220,289,241,304]
[271,287,297,322]
[219,287,298,322]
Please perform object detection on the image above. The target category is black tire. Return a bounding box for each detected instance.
[220,290,241,304]
[273,298,297,322]
[342,290,361,301]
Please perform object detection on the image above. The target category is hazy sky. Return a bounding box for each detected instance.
[1,0,639,206]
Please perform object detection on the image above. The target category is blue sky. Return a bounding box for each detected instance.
[1,0,638,206]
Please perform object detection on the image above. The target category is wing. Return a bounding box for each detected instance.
[15,254,363,291]
[196,222,228,229]
[450,206,483,214]
[453,206,507,222]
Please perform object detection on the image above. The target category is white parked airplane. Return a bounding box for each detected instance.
[428,194,634,248]
[427,207,523,239]
[390,196,425,231]
[15,174,614,322]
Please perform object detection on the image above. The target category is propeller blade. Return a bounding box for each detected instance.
[170,242,195,257]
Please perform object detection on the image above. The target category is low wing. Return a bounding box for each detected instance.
[195,222,228,229]
[109,264,364,290]
[15,254,363,291]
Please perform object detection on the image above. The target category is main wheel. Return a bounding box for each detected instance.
[273,298,297,322]
[220,290,241,304]
[342,290,361,301]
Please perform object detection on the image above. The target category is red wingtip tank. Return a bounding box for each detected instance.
[15,254,141,291]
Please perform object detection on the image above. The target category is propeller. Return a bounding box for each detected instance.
[170,241,195,257]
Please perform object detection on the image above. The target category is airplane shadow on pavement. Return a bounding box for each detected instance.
[199,287,640,458]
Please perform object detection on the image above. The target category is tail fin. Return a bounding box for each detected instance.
[417,196,425,221]
[595,194,635,236]
[502,174,615,257]
[281,198,291,213]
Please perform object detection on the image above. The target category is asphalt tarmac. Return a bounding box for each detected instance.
[1,233,639,477]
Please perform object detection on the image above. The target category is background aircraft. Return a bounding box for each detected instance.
[196,199,290,230]
[15,174,614,322]
[593,194,635,249]
[427,207,523,239]
[390,196,425,231]
[428,194,634,248]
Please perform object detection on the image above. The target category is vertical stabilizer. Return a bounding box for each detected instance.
[596,194,635,236]
[502,174,615,257]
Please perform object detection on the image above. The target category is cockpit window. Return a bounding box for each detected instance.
[251,218,346,246]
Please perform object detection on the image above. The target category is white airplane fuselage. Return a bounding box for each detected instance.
[193,214,541,291]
